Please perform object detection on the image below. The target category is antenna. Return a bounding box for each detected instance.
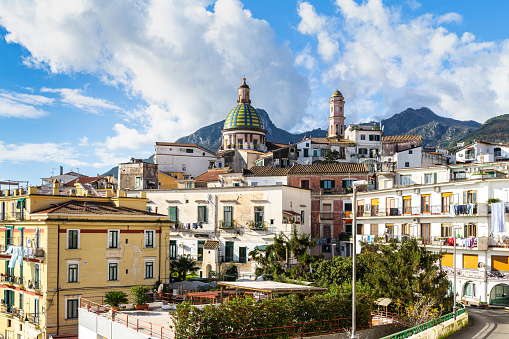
[50,168,55,177]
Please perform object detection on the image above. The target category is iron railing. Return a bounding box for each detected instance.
[249,221,268,230]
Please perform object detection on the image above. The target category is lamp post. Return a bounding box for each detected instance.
[453,226,461,320]
[351,180,368,339]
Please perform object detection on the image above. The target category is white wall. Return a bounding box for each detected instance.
[154,144,224,178]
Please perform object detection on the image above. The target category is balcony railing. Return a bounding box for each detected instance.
[0,245,45,258]
[27,279,42,292]
[356,204,478,217]
[172,221,206,231]
[219,220,237,229]
[249,221,267,230]
[375,162,396,172]
[320,212,334,220]
[0,274,24,286]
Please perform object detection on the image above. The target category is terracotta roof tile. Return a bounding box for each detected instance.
[194,167,232,182]
[33,200,164,216]
[245,166,291,176]
[63,176,101,187]
[288,163,368,174]
[382,135,422,143]
[204,240,220,249]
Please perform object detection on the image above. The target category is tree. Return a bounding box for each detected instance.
[361,238,451,316]
[104,291,129,307]
[170,255,199,281]
[310,254,368,288]
[322,150,341,164]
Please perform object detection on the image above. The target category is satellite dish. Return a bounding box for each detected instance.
[478,262,485,268]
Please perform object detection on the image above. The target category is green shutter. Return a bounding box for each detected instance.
[320,180,324,188]
[434,173,437,183]
[331,180,336,189]
[168,206,178,222]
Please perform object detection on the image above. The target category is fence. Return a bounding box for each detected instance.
[380,304,466,339]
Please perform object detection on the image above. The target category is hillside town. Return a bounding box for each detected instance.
[1,78,508,338]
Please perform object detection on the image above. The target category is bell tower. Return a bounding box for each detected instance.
[327,90,346,139]
[238,77,251,104]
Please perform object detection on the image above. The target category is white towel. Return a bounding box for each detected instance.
[491,202,505,234]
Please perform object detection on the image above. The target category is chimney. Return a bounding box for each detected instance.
[60,166,63,175]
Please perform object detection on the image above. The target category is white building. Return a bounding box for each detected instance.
[456,140,509,163]
[354,161,509,306]
[344,124,383,161]
[154,142,224,178]
[129,185,311,278]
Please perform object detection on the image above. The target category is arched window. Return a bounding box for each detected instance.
[463,281,476,297]
[490,283,509,306]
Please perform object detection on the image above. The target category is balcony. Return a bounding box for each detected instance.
[219,220,237,229]
[172,221,206,231]
[0,274,24,287]
[0,245,45,258]
[356,204,478,217]
[249,221,267,230]
[320,212,334,220]
[375,162,396,172]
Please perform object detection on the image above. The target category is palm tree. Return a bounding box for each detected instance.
[170,255,199,281]
[104,291,129,309]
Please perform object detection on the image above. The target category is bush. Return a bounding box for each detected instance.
[172,283,374,338]
[130,286,151,305]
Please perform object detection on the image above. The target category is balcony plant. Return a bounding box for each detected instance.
[104,291,129,311]
[130,286,151,310]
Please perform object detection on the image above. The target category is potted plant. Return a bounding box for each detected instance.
[104,291,129,311]
[130,286,151,310]
[478,301,489,309]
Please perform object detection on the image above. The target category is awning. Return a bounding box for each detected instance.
[283,210,300,216]
[255,245,268,251]
[375,297,392,307]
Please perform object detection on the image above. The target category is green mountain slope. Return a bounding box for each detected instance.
[462,114,509,145]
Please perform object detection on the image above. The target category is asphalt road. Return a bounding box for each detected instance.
[448,306,509,338]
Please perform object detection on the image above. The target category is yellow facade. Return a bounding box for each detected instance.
[158,172,178,189]
[0,187,171,338]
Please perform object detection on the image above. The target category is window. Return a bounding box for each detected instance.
[370,224,379,236]
[34,264,40,290]
[168,206,178,222]
[491,255,509,271]
[442,253,453,267]
[400,175,412,186]
[368,134,380,141]
[108,263,118,281]
[301,211,305,225]
[405,162,410,168]
[197,241,205,262]
[170,240,177,260]
[135,176,141,189]
[5,228,13,246]
[145,261,154,279]
[67,229,79,249]
[464,223,477,237]
[442,193,452,213]
[424,173,433,184]
[357,224,364,235]
[34,298,39,324]
[197,206,207,222]
[239,247,247,264]
[441,223,453,237]
[371,199,379,216]
[320,149,328,157]
[345,224,352,235]
[409,150,413,154]
[186,148,193,153]
[20,228,24,247]
[108,230,119,249]
[358,148,368,154]
[320,180,335,190]
[18,292,23,312]
[225,241,234,262]
[360,134,366,140]
[403,196,412,214]
[463,254,478,269]
[421,195,431,213]
[238,139,244,149]
[290,148,295,153]
[301,180,310,190]
[0,201,5,220]
[66,299,79,319]
[145,230,155,248]
[386,224,395,235]
[254,206,264,228]
[233,183,240,187]
[463,282,476,297]
[323,225,331,238]
[303,148,309,157]
[68,264,78,283]
[313,149,318,157]
[464,190,477,204]
[223,206,233,228]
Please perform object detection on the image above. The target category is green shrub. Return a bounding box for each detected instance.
[104,291,129,307]
[130,286,151,305]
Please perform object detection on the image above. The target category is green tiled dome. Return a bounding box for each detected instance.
[223,104,264,130]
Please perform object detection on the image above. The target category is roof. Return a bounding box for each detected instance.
[266,141,288,151]
[155,142,216,155]
[217,281,327,294]
[331,90,343,98]
[288,163,369,175]
[238,77,250,89]
[245,166,291,177]
[203,240,220,249]
[194,167,232,182]
[382,135,422,143]
[33,200,164,216]
[63,176,101,187]
[223,103,264,130]
[283,210,301,216]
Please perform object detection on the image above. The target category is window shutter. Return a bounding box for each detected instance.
[434,173,437,183]
[320,180,324,188]
[331,180,336,189]
[463,191,467,204]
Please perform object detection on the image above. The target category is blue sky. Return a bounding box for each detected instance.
[1,0,509,185]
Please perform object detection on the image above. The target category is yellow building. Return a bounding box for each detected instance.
[0,185,171,338]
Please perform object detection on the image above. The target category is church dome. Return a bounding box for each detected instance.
[223,103,264,130]
[331,90,343,97]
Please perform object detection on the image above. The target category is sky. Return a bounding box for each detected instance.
[1,0,509,185]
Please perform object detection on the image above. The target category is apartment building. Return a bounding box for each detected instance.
[456,140,509,163]
[354,161,509,306]
[0,185,170,338]
[132,185,311,278]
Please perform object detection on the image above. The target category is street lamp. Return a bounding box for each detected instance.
[351,180,368,339]
[453,226,461,320]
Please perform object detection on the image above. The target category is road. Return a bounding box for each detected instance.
[448,306,509,338]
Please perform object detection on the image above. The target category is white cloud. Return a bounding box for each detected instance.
[0,90,52,118]
[297,0,509,123]
[0,140,85,166]
[0,0,309,150]
[41,87,121,113]
[406,0,421,10]
[79,136,89,146]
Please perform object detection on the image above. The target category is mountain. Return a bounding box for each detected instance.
[461,114,509,145]
[175,109,327,152]
[381,107,481,148]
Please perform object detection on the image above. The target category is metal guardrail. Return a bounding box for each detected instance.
[380,304,466,339]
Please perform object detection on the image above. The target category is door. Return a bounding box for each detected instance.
[441,192,452,213]
[386,197,396,216]
[225,242,234,262]
[421,223,431,244]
